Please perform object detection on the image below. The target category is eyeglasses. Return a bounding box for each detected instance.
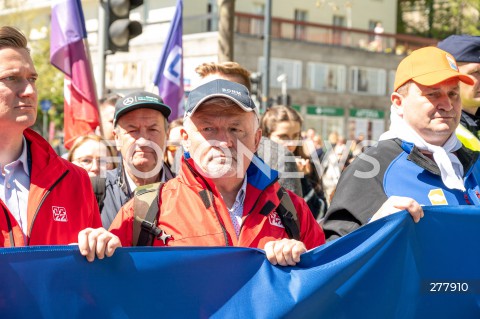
[73,156,114,170]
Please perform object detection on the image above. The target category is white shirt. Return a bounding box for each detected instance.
[227,177,247,238]
[0,137,30,238]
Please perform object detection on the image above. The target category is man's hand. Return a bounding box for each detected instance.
[78,228,122,262]
[370,196,424,223]
[264,239,306,266]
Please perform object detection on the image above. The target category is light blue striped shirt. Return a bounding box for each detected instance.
[227,177,247,238]
[0,137,30,238]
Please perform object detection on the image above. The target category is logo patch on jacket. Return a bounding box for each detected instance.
[268,211,284,228]
[52,206,68,222]
[428,189,448,205]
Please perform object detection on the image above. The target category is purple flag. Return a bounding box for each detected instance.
[153,0,184,120]
[50,0,99,149]
[50,0,87,76]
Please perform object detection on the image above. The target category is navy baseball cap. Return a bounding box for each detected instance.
[184,79,259,118]
[114,91,171,126]
[437,35,480,63]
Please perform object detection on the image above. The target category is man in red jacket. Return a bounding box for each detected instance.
[0,26,106,250]
[79,79,325,265]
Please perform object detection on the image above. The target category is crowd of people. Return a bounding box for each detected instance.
[1,25,480,269]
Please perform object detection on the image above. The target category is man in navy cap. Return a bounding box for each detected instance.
[97,91,175,229]
[438,35,480,150]
[79,79,326,265]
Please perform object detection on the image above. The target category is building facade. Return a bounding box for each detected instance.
[1,0,434,140]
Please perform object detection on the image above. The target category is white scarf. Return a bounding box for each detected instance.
[379,105,465,191]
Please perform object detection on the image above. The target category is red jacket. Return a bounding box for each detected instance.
[0,129,101,247]
[110,154,325,249]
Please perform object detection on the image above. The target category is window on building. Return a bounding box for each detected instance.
[307,62,346,93]
[294,9,308,40]
[207,2,213,31]
[252,3,265,36]
[333,15,345,27]
[332,15,345,45]
[350,66,387,96]
[258,57,302,89]
[388,70,396,94]
[368,20,376,44]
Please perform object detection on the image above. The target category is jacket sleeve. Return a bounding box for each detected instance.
[322,150,389,242]
[77,167,102,229]
[287,189,326,250]
[108,198,135,247]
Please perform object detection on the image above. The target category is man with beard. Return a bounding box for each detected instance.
[194,61,303,196]
[79,79,325,266]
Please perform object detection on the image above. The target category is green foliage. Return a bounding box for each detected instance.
[3,4,65,137]
[30,35,65,133]
[398,0,480,39]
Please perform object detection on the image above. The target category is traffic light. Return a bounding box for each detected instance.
[107,0,143,53]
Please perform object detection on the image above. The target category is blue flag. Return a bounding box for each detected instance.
[153,0,183,120]
[2,206,480,318]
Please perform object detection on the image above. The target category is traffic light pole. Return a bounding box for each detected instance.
[97,0,107,99]
[262,0,272,113]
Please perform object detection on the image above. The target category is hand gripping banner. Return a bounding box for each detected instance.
[1,206,479,318]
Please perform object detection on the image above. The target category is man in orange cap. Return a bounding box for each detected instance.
[322,46,480,241]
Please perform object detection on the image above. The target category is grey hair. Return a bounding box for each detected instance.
[396,80,412,97]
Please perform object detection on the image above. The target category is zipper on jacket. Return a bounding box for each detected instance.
[2,205,15,247]
[239,177,279,235]
[27,170,69,245]
[185,160,229,246]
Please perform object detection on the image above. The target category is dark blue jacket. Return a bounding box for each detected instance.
[323,138,480,241]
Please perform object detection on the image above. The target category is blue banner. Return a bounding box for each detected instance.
[1,206,479,318]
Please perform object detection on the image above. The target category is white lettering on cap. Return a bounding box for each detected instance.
[222,88,242,96]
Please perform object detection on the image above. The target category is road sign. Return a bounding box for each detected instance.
[40,100,52,112]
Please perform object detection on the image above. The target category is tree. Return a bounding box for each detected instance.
[30,34,65,135]
[397,0,480,39]
[2,3,65,137]
[217,0,235,62]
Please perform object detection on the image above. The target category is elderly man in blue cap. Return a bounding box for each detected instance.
[438,35,480,150]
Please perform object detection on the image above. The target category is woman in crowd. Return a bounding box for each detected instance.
[164,118,184,174]
[261,105,327,220]
[68,135,116,177]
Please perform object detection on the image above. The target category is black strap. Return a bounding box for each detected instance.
[259,201,276,216]
[198,189,212,209]
[90,176,107,211]
[276,187,301,240]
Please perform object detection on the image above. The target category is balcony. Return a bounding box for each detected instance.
[235,12,438,55]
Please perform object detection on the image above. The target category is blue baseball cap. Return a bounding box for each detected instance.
[114,91,171,126]
[437,35,480,63]
[184,79,259,119]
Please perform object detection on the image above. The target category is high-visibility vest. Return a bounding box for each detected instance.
[456,124,480,151]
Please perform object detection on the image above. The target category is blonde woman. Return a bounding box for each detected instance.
[68,135,116,177]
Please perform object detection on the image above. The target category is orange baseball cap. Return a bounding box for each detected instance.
[394,46,474,91]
